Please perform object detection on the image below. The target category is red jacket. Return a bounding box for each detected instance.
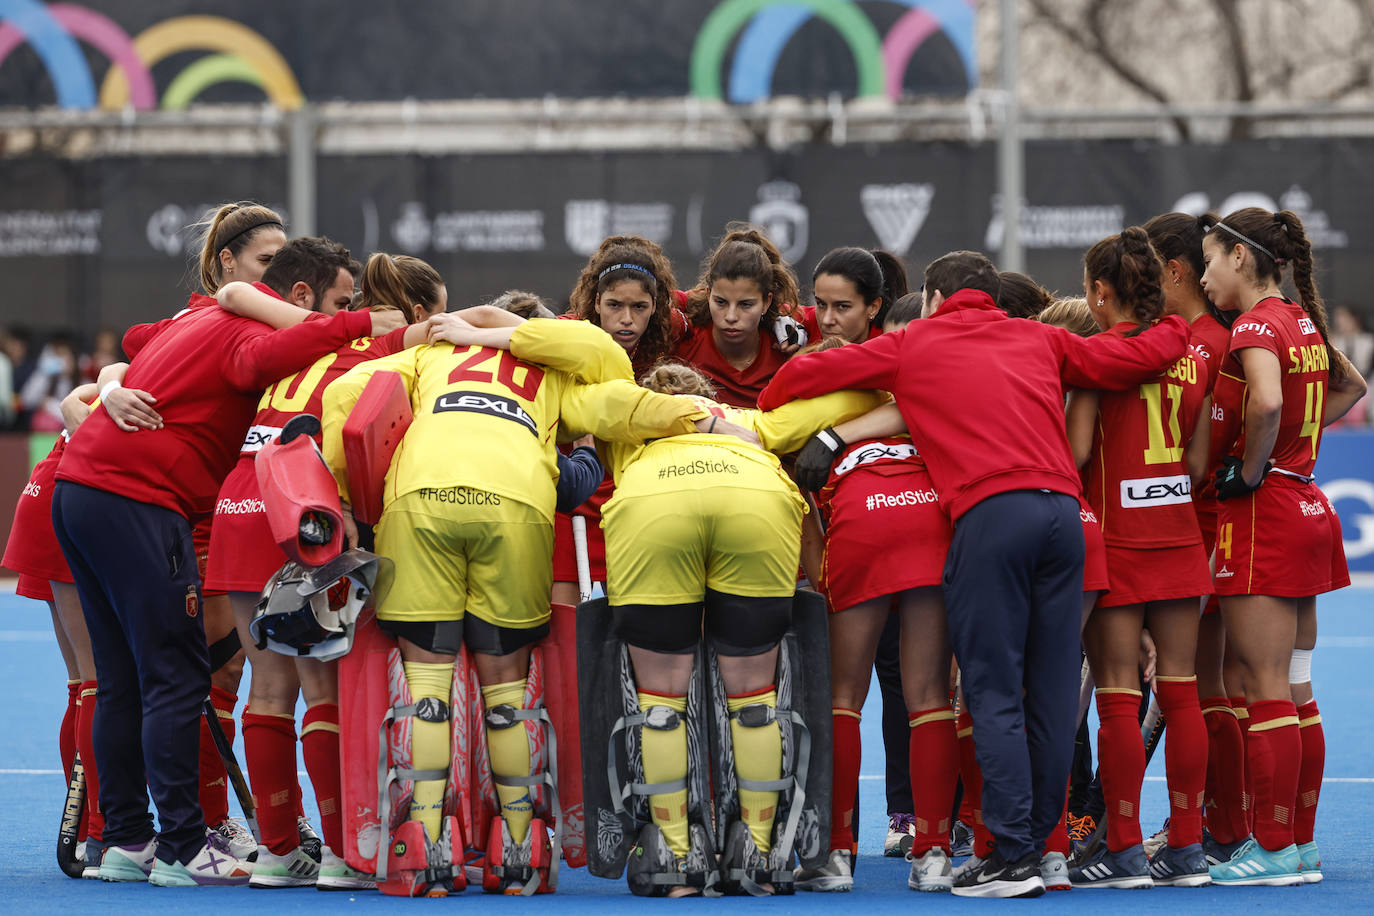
[60,303,373,521]
[758,289,1190,521]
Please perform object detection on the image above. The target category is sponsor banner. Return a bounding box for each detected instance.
[1316,430,1374,575]
[1120,474,1192,509]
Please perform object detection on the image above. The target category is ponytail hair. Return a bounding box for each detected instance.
[569,235,677,365]
[811,247,909,325]
[356,253,444,323]
[192,201,284,294]
[685,223,799,329]
[1037,297,1098,337]
[1206,207,1342,381]
[1084,226,1165,334]
[1144,211,1233,328]
[995,271,1052,318]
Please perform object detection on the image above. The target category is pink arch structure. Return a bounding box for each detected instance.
[0,3,155,109]
[882,0,977,102]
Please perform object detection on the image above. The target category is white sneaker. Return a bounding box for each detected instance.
[209,818,257,861]
[148,840,252,887]
[1142,819,1170,858]
[317,846,377,891]
[1041,851,1071,890]
[907,847,953,892]
[794,848,853,892]
[884,814,916,857]
[99,837,158,882]
[249,844,320,888]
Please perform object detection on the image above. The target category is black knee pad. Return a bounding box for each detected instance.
[704,590,791,656]
[613,602,702,654]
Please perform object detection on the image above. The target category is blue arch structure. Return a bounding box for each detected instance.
[727,0,976,103]
[0,0,96,108]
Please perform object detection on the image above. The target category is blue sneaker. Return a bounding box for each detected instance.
[1068,843,1153,889]
[1148,842,1211,887]
[950,819,974,858]
[1208,838,1303,886]
[1202,828,1247,866]
[1297,842,1322,884]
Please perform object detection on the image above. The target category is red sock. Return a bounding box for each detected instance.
[1155,678,1207,847]
[1246,699,1300,851]
[77,680,102,842]
[1294,700,1324,846]
[1200,696,1247,844]
[60,680,79,781]
[908,706,958,856]
[243,709,300,855]
[1231,696,1253,832]
[955,708,992,857]
[829,709,861,853]
[302,703,343,852]
[198,685,237,827]
[1096,689,1145,852]
[1043,783,1071,856]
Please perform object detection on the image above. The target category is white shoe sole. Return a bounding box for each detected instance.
[1070,875,1153,889]
[952,876,1046,898]
[249,875,317,888]
[1211,873,1304,887]
[1152,873,1212,887]
[908,876,953,892]
[317,876,378,891]
[796,875,853,892]
[1301,870,1322,884]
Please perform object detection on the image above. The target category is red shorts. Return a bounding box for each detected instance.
[2,437,73,584]
[1194,498,1221,615]
[820,466,951,612]
[1078,497,1109,594]
[203,455,288,594]
[1097,541,1214,609]
[1213,476,1349,598]
[15,573,54,602]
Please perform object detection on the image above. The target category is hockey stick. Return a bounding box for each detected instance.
[1068,694,1165,866]
[203,697,260,841]
[56,751,86,878]
[571,515,593,604]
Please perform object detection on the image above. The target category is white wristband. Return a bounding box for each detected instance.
[99,379,122,402]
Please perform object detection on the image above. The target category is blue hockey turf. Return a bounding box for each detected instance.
[2,585,1370,913]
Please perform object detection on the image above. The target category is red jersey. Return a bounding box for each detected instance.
[672,323,791,408]
[241,325,409,454]
[758,290,1191,521]
[59,303,373,520]
[1084,323,1207,548]
[795,305,883,344]
[1214,297,1330,478]
[1189,312,1231,396]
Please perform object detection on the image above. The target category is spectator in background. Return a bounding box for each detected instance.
[1330,306,1372,427]
[20,333,79,433]
[0,328,13,428]
[81,328,123,384]
[4,326,34,429]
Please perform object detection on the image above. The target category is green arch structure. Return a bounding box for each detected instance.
[690,0,885,100]
[161,53,264,109]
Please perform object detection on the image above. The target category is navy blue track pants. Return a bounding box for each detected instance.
[943,489,1083,862]
[52,481,210,865]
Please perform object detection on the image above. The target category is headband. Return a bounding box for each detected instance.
[1211,221,1285,266]
[598,263,657,288]
[218,219,284,252]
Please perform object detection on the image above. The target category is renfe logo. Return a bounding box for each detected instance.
[1120,474,1192,508]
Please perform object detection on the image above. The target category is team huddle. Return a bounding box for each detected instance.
[2,198,1361,899]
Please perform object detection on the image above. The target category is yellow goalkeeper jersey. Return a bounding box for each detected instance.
[322,319,706,522]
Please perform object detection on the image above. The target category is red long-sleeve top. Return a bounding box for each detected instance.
[60,301,373,521]
[758,289,1190,521]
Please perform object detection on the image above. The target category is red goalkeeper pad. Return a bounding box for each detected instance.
[343,370,412,525]
[254,421,345,567]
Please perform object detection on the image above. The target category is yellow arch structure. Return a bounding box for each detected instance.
[99,15,302,110]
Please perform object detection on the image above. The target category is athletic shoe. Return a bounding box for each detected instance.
[1202,828,1248,866]
[249,844,320,888]
[950,819,974,857]
[210,817,257,861]
[1297,841,1322,884]
[884,813,916,857]
[907,847,953,892]
[317,846,377,891]
[1148,842,1211,887]
[297,816,322,862]
[1066,812,1097,854]
[1142,818,1170,857]
[99,837,157,882]
[1068,842,1153,889]
[82,838,106,880]
[148,841,252,887]
[951,848,1045,898]
[1208,838,1303,886]
[952,854,984,881]
[794,848,852,892]
[1040,851,1071,890]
